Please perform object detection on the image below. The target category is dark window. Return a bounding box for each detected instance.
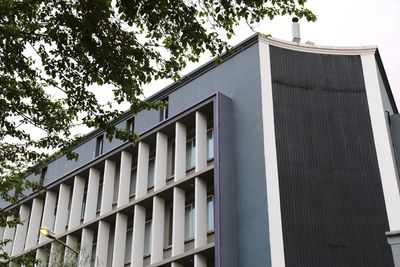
[144,220,152,256]
[159,97,169,121]
[40,166,47,185]
[186,137,196,170]
[81,180,88,221]
[81,189,87,221]
[97,177,103,213]
[129,167,137,198]
[126,117,135,131]
[95,135,104,157]
[168,206,173,246]
[167,140,175,178]
[148,157,155,189]
[125,227,133,264]
[207,129,214,161]
[185,202,195,240]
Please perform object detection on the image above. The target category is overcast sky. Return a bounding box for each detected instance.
[144,0,400,108]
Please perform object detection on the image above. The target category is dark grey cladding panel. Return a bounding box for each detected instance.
[269,46,393,267]
[390,114,400,174]
[215,93,237,267]
[135,109,159,134]
[44,138,97,186]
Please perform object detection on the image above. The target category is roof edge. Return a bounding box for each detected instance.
[261,35,378,55]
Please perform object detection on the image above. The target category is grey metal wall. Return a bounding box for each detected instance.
[215,93,237,267]
[390,114,400,175]
[270,45,393,267]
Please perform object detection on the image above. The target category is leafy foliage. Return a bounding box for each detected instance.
[0,0,315,263]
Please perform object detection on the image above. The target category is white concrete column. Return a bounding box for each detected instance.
[194,254,207,267]
[117,151,132,207]
[362,54,400,231]
[84,168,100,222]
[64,235,79,266]
[11,204,31,255]
[48,241,64,266]
[151,196,165,264]
[175,122,187,181]
[39,190,57,243]
[259,42,286,267]
[54,183,71,234]
[131,205,146,267]
[171,262,184,267]
[2,217,16,255]
[136,142,150,199]
[154,132,168,191]
[25,198,44,249]
[172,187,185,256]
[35,248,48,266]
[101,160,116,215]
[95,220,110,267]
[195,178,207,248]
[68,176,85,229]
[112,212,128,267]
[195,111,207,172]
[79,228,94,267]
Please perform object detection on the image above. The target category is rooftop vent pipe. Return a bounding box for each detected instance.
[292,17,300,43]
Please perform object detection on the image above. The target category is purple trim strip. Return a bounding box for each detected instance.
[215,92,222,267]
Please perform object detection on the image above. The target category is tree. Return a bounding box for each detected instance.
[0,0,315,263]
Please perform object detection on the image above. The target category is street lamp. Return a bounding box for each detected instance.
[39,226,80,256]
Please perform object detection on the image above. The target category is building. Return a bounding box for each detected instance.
[1,33,400,267]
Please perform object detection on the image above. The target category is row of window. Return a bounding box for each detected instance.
[129,129,214,199]
[45,128,215,230]
[60,132,214,232]
[36,122,214,257]
[94,97,169,159]
[30,184,214,265]
[123,196,215,265]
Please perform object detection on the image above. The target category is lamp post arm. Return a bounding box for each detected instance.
[54,237,80,255]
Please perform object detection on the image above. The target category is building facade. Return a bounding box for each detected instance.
[1,34,400,267]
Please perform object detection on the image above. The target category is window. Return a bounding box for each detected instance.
[40,167,47,185]
[159,97,169,121]
[96,180,103,213]
[207,195,214,231]
[95,135,104,157]
[90,242,97,267]
[113,166,120,206]
[186,137,196,170]
[52,195,58,230]
[124,228,133,264]
[81,184,88,221]
[126,117,135,131]
[166,140,175,179]
[129,167,137,198]
[185,202,195,240]
[66,191,73,229]
[207,129,214,161]
[144,221,152,256]
[148,158,155,189]
[166,206,173,246]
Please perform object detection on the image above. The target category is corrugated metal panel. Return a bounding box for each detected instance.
[270,46,393,267]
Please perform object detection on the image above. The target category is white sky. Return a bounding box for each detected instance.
[143,0,400,108]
